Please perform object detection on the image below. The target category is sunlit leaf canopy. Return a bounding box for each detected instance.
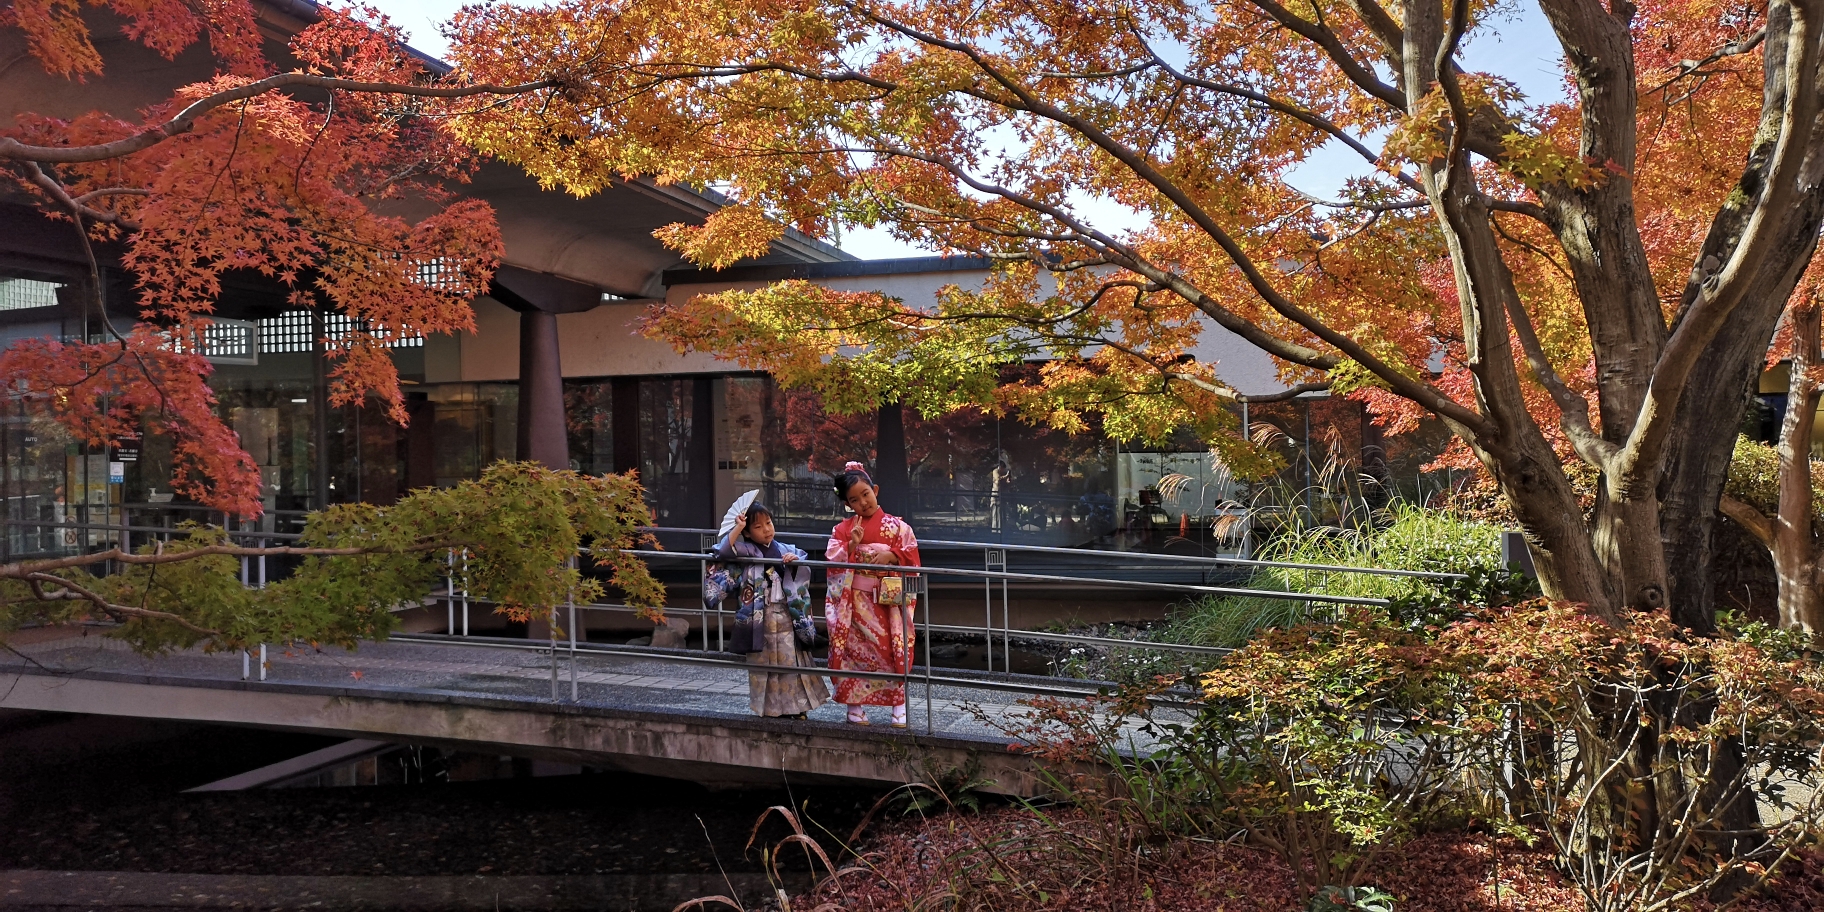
[448,0,1767,466]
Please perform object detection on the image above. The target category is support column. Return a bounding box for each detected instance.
[488,266,603,471]
[312,307,329,509]
[516,308,568,469]
[486,266,605,644]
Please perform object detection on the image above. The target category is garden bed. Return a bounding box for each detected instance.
[796,805,1823,911]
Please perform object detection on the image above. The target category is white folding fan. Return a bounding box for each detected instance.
[718,489,762,539]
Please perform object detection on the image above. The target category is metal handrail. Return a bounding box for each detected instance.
[407,595,1233,657]
[119,502,316,517]
[921,623,1232,656]
[629,550,1393,607]
[0,518,303,541]
[638,525,1466,580]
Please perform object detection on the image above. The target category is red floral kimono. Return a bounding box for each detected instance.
[825,510,922,706]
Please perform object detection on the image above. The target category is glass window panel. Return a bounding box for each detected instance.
[639,379,698,525]
[564,380,614,475]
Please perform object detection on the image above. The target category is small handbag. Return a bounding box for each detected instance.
[876,574,911,606]
[791,613,818,647]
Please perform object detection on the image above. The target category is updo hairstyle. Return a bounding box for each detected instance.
[832,460,873,503]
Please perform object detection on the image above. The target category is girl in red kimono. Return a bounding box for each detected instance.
[825,461,922,727]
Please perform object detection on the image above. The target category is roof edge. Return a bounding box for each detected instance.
[664,255,991,286]
[257,0,453,74]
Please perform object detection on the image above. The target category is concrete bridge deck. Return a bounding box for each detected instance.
[0,628,1105,796]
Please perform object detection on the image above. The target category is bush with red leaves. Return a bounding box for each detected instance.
[797,808,1824,911]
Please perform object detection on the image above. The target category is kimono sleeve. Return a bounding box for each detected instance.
[894,519,923,568]
[702,534,738,612]
[825,518,854,564]
[824,519,855,611]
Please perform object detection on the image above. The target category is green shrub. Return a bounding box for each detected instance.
[1162,504,1536,648]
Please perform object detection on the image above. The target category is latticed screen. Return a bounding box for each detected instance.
[0,278,61,311]
[259,310,424,354]
[415,259,454,290]
[200,319,257,364]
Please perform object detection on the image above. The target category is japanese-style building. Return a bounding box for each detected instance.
[1,0,1384,568]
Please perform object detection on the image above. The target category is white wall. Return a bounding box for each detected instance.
[666,271,1292,396]
[457,294,745,381]
[454,270,1292,396]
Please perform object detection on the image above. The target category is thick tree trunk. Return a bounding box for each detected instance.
[1774,306,1824,632]
[1715,305,1824,632]
[1657,18,1824,629]
[1660,351,1782,633]
[1399,0,1623,620]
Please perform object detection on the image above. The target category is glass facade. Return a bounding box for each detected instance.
[561,374,1366,554]
[0,262,1369,563]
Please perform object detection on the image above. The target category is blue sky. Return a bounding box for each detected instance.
[372,0,1570,259]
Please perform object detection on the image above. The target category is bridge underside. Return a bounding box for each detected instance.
[0,633,1047,795]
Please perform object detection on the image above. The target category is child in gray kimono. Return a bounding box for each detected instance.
[705,502,829,718]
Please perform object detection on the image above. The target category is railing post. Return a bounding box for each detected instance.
[568,556,578,703]
[983,547,995,672]
[241,650,250,681]
[460,549,470,636]
[258,643,267,682]
[985,548,1008,673]
[446,550,455,635]
[922,570,933,735]
[1001,551,1011,668]
[549,610,560,702]
[700,533,716,653]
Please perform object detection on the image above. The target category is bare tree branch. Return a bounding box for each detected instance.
[20,162,140,230]
[1238,0,1407,110]
[21,571,221,638]
[1720,493,1777,549]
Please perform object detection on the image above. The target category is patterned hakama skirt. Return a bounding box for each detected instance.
[747,602,829,717]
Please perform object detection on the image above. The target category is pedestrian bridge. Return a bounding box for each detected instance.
[0,625,1084,796]
[0,525,1453,797]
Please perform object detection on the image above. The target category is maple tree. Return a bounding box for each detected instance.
[450,0,1824,629]
[0,4,672,644]
[1,0,557,515]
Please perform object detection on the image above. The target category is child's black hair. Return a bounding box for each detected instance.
[832,460,873,502]
[742,502,775,537]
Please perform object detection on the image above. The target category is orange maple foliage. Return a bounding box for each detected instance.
[447,0,1818,624]
[2,2,545,515]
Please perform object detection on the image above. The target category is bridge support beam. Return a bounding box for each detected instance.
[0,671,1042,795]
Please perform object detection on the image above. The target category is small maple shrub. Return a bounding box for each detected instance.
[0,462,664,653]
